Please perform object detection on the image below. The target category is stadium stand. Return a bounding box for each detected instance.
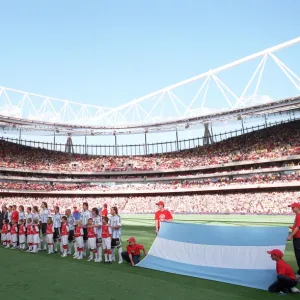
[0,120,300,173]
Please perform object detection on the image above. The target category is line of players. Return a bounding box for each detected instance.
[1,202,123,264]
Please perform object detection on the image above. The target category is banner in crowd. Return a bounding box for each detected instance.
[137,222,288,290]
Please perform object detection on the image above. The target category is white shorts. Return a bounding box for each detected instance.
[19,235,26,244]
[47,234,53,244]
[88,237,96,250]
[33,234,40,244]
[1,233,6,241]
[61,235,68,246]
[27,234,33,244]
[6,233,11,241]
[75,236,84,249]
[102,237,111,250]
[11,234,18,243]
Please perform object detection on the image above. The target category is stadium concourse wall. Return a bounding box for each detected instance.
[137,222,288,290]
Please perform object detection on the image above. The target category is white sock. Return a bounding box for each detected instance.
[68,242,72,254]
[89,251,94,259]
[54,242,58,252]
[112,248,116,261]
[63,248,67,255]
[109,253,112,261]
[84,241,87,255]
[118,247,123,260]
[43,236,47,249]
[97,247,102,260]
[33,245,37,252]
[104,253,108,261]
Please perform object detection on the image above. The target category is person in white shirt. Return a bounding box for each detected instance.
[65,209,75,255]
[32,206,41,251]
[80,202,92,256]
[109,206,123,264]
[52,206,61,253]
[92,207,102,262]
[40,202,49,251]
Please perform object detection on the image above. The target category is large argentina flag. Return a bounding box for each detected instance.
[137,222,288,290]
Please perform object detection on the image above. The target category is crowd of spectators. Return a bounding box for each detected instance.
[0,191,298,214]
[0,121,300,173]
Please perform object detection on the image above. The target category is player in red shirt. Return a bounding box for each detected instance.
[1,221,7,247]
[46,217,54,254]
[101,204,108,217]
[287,202,300,279]
[74,220,84,260]
[26,218,33,252]
[155,201,173,235]
[60,216,69,257]
[18,219,26,250]
[121,237,147,266]
[267,249,299,295]
[87,218,97,261]
[10,220,18,249]
[101,216,112,263]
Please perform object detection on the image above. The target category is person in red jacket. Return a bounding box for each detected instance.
[287,202,300,279]
[11,205,19,224]
[267,249,299,295]
[155,201,173,235]
[101,204,108,217]
[121,237,147,266]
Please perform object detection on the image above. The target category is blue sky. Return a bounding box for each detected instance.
[0,0,300,149]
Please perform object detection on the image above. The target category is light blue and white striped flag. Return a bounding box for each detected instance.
[137,222,288,290]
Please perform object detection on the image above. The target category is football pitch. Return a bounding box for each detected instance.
[0,214,297,300]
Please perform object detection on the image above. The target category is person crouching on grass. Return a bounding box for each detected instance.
[121,237,147,266]
[267,249,300,295]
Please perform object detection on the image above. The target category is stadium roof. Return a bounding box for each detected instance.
[0,36,299,135]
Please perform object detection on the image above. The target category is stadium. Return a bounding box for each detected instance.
[1,3,300,300]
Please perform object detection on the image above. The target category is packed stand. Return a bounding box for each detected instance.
[0,121,300,172]
[0,172,300,192]
[0,191,299,214]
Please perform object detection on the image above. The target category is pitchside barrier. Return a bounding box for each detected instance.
[137,222,288,290]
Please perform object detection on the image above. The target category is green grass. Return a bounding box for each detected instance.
[0,214,297,300]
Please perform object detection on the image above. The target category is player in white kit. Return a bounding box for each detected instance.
[80,202,92,256]
[109,206,123,264]
[32,206,41,251]
[65,209,75,255]
[40,202,49,251]
[92,207,102,262]
[52,206,61,253]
